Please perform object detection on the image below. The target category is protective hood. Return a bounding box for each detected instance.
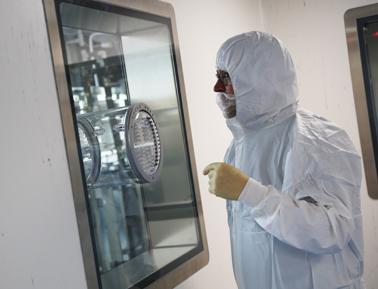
[216,31,299,130]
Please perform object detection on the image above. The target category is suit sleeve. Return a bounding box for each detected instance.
[238,177,357,255]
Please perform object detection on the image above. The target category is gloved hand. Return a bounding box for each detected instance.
[203,162,249,200]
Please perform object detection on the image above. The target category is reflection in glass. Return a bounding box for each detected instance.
[363,23,378,121]
[361,20,378,176]
[77,117,101,184]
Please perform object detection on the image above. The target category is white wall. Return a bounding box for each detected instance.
[0,0,87,288]
[1,0,378,288]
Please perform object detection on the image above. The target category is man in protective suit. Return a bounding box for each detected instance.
[203,31,365,289]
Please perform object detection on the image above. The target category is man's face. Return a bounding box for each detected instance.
[214,70,236,119]
[214,70,234,94]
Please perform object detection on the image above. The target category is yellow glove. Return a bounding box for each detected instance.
[203,162,249,200]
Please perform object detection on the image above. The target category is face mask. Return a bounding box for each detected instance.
[216,92,236,119]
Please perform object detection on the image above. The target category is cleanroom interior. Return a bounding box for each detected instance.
[1,0,378,288]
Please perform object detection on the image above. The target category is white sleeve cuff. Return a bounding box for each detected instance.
[238,178,269,208]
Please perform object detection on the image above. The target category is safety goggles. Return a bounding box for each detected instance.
[216,71,230,86]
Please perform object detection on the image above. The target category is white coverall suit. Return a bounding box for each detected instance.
[216,32,365,289]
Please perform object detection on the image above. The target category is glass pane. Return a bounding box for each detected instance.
[57,1,203,288]
[364,22,378,123]
[361,19,378,177]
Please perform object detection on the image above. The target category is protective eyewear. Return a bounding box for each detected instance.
[216,71,230,86]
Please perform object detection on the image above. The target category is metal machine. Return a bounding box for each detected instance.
[345,3,378,199]
[43,0,209,288]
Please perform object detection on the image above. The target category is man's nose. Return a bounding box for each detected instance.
[214,79,225,92]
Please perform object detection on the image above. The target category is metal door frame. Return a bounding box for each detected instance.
[345,3,378,199]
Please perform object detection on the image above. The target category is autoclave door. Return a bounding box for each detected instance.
[43,0,208,288]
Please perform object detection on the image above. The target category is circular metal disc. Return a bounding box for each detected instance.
[125,103,163,183]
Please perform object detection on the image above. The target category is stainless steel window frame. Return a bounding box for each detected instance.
[345,3,378,199]
[42,0,209,288]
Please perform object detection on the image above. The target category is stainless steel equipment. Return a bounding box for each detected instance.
[42,0,209,288]
[77,103,163,187]
[345,4,378,199]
